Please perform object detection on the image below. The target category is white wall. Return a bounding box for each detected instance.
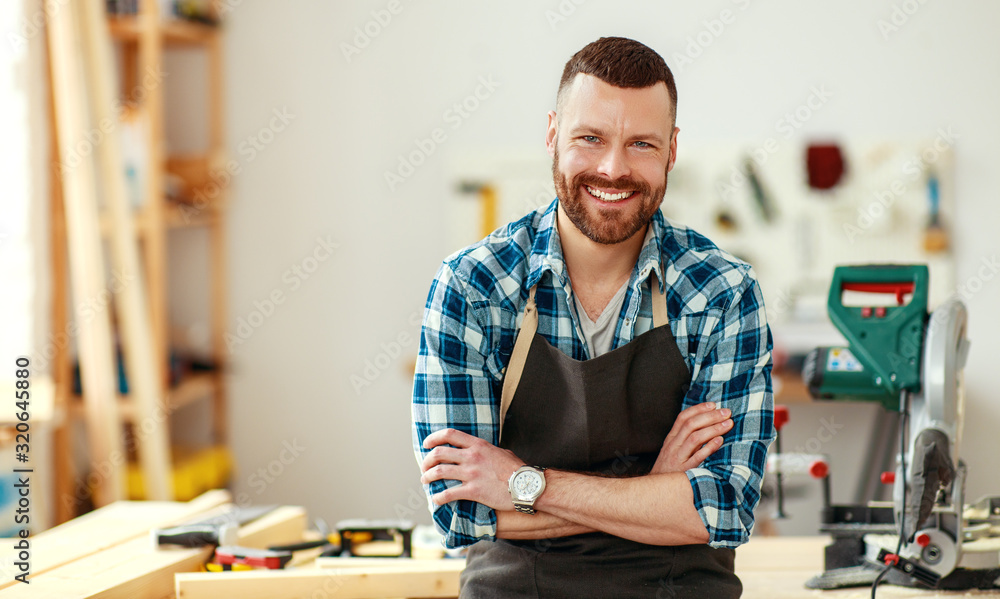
[218,1,1000,532]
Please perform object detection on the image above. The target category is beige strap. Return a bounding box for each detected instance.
[651,271,669,329]
[498,285,538,441]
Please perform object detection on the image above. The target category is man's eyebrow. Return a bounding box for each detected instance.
[567,125,611,138]
[566,125,665,146]
[629,133,666,145]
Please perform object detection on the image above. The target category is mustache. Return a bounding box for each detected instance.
[572,173,652,195]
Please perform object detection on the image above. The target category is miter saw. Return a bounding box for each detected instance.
[799,264,1000,591]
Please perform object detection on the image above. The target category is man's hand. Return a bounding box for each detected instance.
[420,428,524,511]
[650,402,732,475]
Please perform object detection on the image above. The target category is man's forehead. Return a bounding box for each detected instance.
[561,74,673,132]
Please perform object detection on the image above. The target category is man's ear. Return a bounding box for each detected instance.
[545,111,558,158]
[667,127,679,172]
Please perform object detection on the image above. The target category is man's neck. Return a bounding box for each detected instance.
[556,203,647,298]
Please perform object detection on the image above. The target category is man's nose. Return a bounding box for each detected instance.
[596,146,630,181]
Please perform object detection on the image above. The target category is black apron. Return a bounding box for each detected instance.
[460,275,742,599]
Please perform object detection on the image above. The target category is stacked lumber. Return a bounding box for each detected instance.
[0,490,305,599]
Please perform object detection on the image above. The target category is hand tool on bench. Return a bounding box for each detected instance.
[152,504,278,548]
[214,545,294,570]
[268,518,340,554]
[337,519,415,558]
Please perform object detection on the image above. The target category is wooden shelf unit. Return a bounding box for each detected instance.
[108,15,218,46]
[70,372,217,422]
[50,0,230,522]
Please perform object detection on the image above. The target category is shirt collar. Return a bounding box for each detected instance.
[526,199,568,291]
[527,199,667,294]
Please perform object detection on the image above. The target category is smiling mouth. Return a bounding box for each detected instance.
[585,185,636,202]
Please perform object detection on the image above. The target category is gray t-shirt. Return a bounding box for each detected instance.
[574,279,629,358]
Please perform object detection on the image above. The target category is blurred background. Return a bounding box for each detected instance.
[1,0,998,544]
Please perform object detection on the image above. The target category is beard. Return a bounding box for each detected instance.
[552,147,669,245]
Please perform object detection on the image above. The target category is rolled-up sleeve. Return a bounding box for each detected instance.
[411,263,499,548]
[684,272,774,548]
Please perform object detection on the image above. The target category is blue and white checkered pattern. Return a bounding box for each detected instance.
[412,199,774,549]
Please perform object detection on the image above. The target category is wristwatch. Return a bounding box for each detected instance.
[508,465,546,514]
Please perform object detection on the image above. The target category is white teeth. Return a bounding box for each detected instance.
[586,186,632,202]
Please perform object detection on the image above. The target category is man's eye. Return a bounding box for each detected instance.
[582,135,600,143]
[633,141,651,148]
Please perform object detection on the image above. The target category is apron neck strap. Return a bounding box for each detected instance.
[498,285,537,442]
[651,271,669,329]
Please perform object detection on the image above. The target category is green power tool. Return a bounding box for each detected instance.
[803,264,929,411]
[799,264,1000,592]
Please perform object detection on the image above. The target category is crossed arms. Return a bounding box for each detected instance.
[411,262,774,549]
[420,402,733,545]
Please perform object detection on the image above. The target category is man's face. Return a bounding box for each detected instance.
[547,74,678,245]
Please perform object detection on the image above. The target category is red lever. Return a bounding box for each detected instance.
[774,405,790,432]
[809,461,829,479]
[842,282,914,306]
[884,553,900,566]
[916,533,931,548]
[880,471,895,484]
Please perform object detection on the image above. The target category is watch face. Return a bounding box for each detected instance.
[513,470,542,499]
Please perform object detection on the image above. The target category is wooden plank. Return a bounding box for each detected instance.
[178,538,990,599]
[176,561,465,599]
[739,570,993,598]
[138,0,169,390]
[207,14,228,449]
[232,506,307,549]
[79,0,172,502]
[315,557,466,570]
[0,490,230,590]
[46,0,127,508]
[47,42,75,522]
[0,497,300,599]
[734,536,993,598]
[0,537,212,599]
[735,535,827,573]
[209,217,228,445]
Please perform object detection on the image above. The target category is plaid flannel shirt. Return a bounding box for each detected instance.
[412,199,774,549]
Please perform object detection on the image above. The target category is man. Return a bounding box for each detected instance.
[412,37,773,598]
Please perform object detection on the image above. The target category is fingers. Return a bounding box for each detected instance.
[669,402,718,432]
[420,446,463,473]
[666,403,724,440]
[684,406,732,434]
[679,417,733,457]
[683,436,724,470]
[420,463,459,485]
[656,402,734,473]
[430,484,471,506]
[423,428,478,451]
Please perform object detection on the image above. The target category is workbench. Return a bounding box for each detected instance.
[1,492,993,598]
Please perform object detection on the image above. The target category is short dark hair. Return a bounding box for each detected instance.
[556,37,677,125]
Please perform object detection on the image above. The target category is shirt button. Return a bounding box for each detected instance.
[625,318,631,326]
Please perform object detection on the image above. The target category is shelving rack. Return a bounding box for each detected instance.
[49,0,230,522]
